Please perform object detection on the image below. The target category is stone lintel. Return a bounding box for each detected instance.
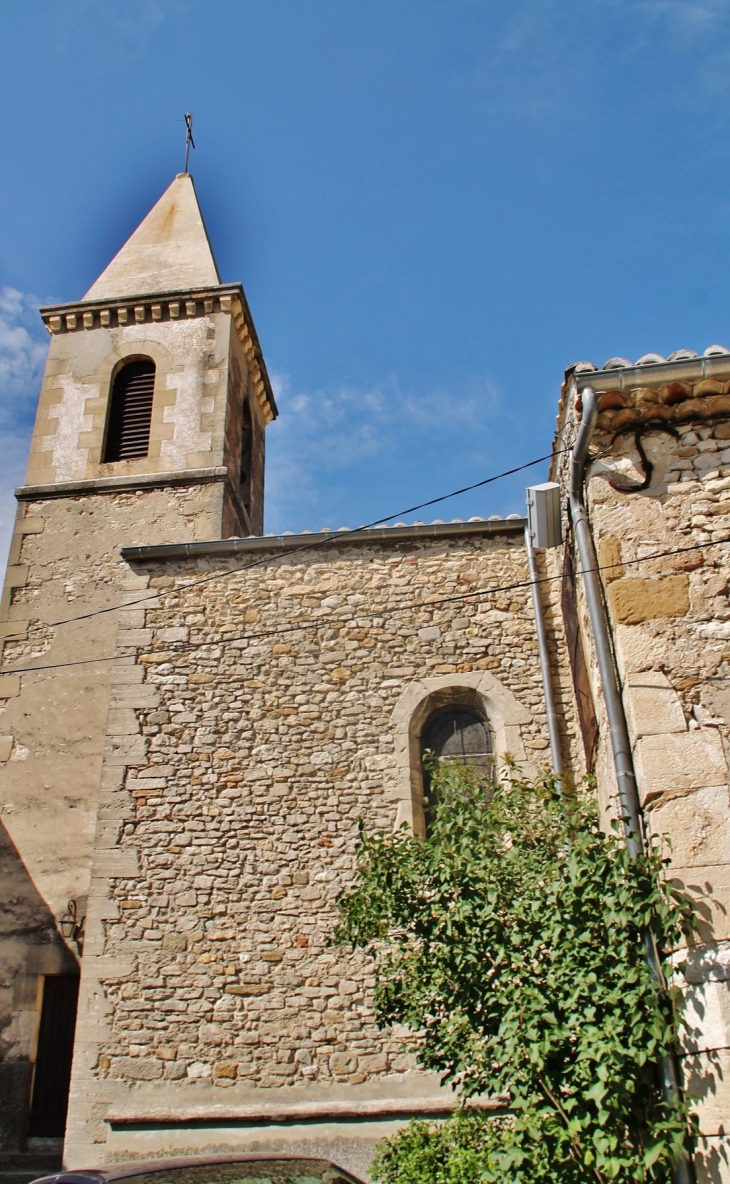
[15,467,228,501]
[106,1094,504,1128]
[121,517,528,564]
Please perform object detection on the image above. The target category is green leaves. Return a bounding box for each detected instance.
[334,765,698,1184]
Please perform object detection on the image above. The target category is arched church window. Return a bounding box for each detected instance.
[421,705,493,831]
[104,359,155,462]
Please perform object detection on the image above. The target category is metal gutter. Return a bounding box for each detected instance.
[121,517,527,564]
[525,527,562,776]
[572,354,730,393]
[569,386,694,1184]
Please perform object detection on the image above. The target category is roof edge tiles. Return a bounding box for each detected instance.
[568,350,730,393]
[121,516,528,564]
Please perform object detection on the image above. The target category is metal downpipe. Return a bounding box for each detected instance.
[569,386,694,1184]
[525,527,563,777]
[568,388,644,857]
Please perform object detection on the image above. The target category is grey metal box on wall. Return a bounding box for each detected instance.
[526,482,562,549]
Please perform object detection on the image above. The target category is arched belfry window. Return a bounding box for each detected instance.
[104,360,155,462]
[421,706,493,831]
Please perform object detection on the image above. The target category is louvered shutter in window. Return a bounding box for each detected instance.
[104,361,155,462]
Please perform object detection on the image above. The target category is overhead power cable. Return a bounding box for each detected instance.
[2,447,570,642]
[6,534,727,677]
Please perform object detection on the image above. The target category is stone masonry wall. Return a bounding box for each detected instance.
[555,380,730,1184]
[0,273,274,1149]
[65,524,582,1168]
[0,481,227,1150]
[220,325,266,538]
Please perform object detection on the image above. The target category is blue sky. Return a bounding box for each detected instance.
[2,1,730,559]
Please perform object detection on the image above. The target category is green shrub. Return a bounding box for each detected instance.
[334,764,697,1183]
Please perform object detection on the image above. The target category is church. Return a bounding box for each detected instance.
[0,173,728,1183]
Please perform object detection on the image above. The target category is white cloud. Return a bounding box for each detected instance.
[0,288,48,403]
[265,370,503,533]
[458,0,730,123]
[0,288,47,568]
[631,0,726,26]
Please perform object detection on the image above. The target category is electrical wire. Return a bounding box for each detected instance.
[6,534,728,677]
[0,447,570,647]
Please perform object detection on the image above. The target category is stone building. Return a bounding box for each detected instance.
[0,174,729,1182]
[552,361,730,1182]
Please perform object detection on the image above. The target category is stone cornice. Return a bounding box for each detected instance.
[39,282,277,425]
[121,517,527,563]
[16,466,228,501]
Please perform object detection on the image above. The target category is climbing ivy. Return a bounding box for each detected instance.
[334,763,698,1184]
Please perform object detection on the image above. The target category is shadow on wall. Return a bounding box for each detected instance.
[0,820,77,1150]
[684,1044,729,1184]
[696,1138,730,1184]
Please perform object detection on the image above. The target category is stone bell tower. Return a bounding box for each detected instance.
[0,174,276,1152]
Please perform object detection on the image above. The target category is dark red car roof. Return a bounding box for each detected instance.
[31,1154,365,1184]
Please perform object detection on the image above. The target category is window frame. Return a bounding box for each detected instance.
[389,673,535,836]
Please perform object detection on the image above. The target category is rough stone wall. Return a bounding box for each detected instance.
[555,381,730,1184]
[232,322,266,536]
[0,482,230,1149]
[220,324,266,539]
[1,485,228,912]
[0,279,275,1150]
[65,525,582,1169]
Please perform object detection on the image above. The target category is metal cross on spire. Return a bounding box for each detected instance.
[184,113,195,173]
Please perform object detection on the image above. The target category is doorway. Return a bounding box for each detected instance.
[28,976,80,1138]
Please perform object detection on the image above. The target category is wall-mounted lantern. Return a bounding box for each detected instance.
[59,899,84,951]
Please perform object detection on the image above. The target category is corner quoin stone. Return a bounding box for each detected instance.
[607,574,690,625]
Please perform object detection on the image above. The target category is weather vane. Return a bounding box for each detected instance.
[184,113,195,173]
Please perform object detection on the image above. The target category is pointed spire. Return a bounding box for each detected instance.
[83,174,220,301]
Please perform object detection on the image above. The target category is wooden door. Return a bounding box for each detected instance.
[28,976,80,1138]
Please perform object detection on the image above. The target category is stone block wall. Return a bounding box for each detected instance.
[555,377,730,1184]
[27,314,227,486]
[0,481,230,1151]
[0,270,275,1150]
[220,327,266,538]
[64,523,581,1170]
